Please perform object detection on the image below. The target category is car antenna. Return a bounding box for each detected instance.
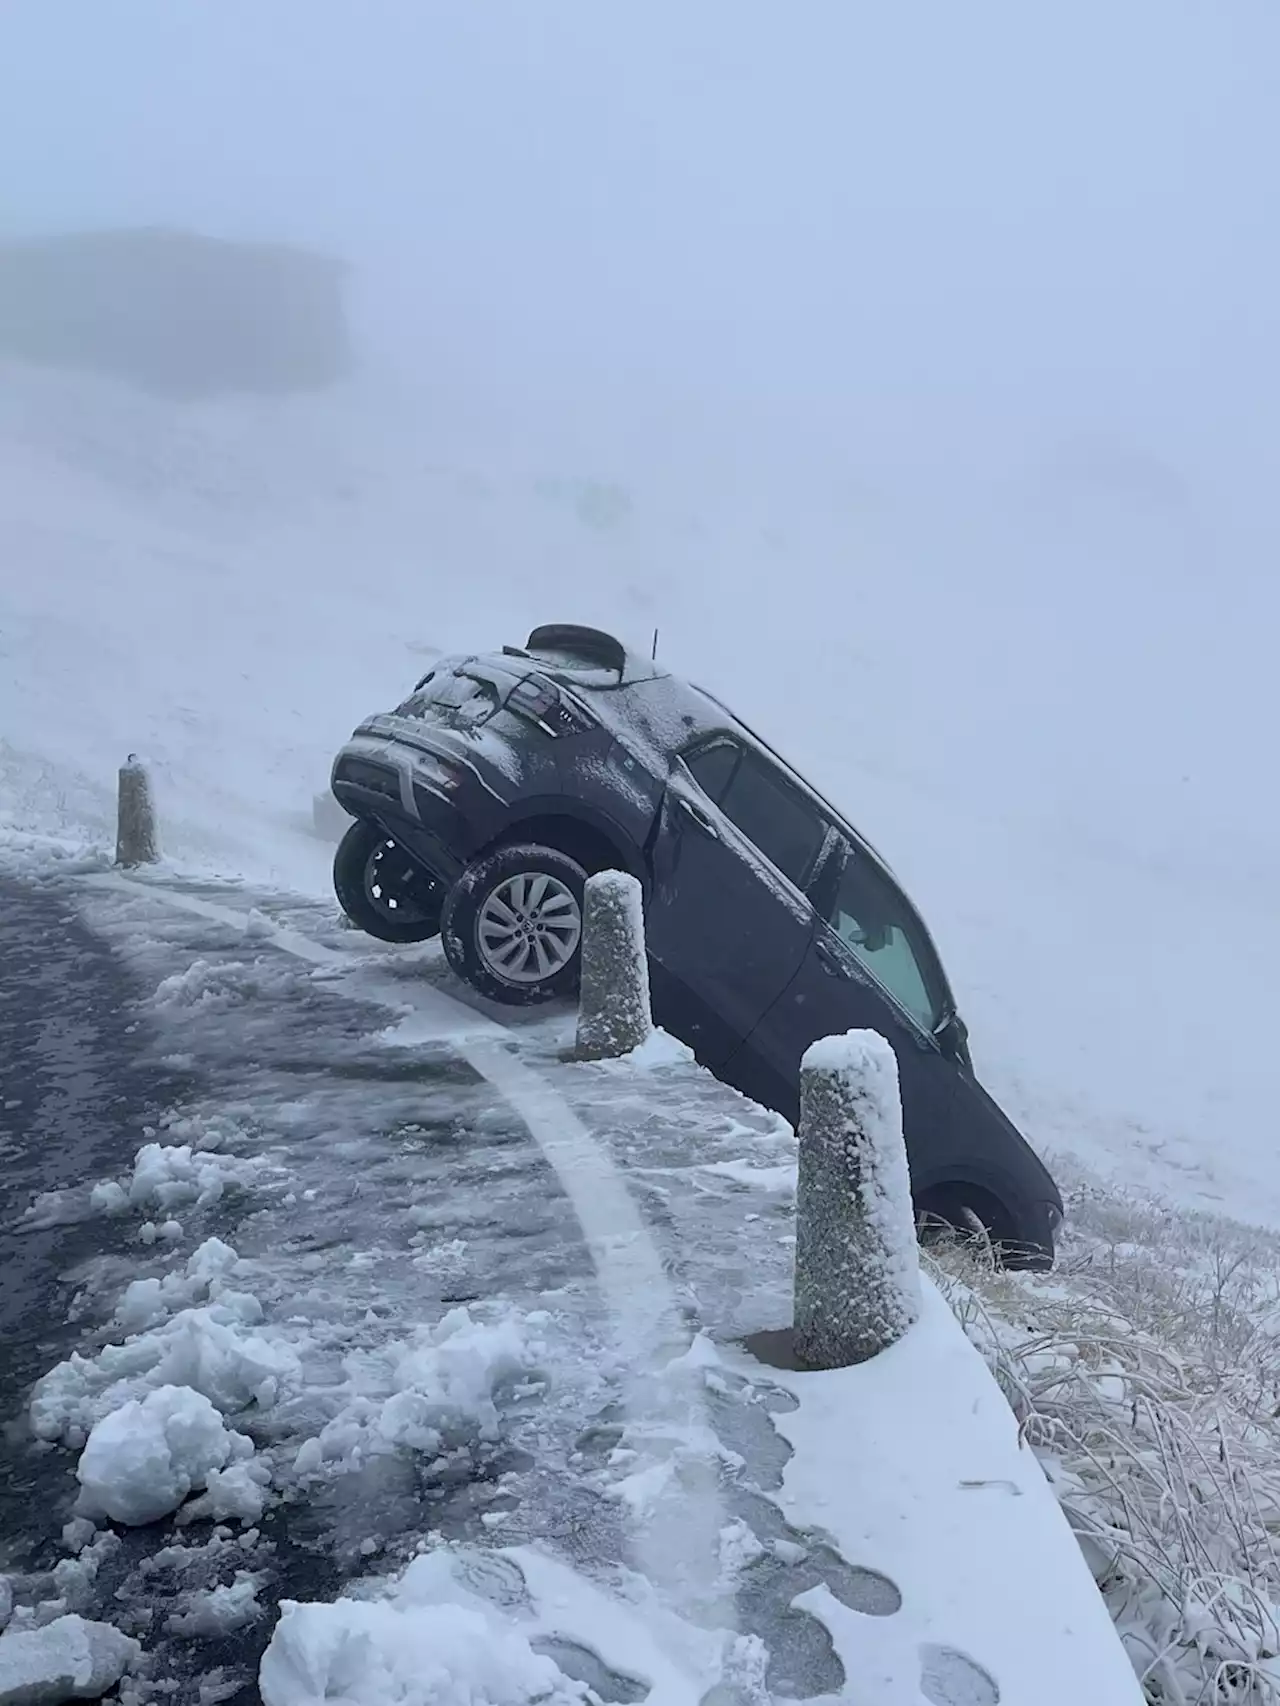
[651,627,659,661]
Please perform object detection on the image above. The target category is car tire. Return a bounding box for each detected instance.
[442,842,587,1006]
[915,1184,1049,1271]
[333,820,445,944]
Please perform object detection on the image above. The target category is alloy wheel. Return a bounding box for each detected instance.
[476,871,582,984]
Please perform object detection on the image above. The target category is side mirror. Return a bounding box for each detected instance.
[935,1011,970,1066]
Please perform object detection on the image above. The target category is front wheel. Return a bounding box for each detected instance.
[915,1184,1053,1272]
[441,842,586,1006]
[332,820,444,944]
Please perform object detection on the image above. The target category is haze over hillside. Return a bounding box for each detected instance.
[2,4,1278,1230]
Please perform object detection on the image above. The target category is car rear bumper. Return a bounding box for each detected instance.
[330,739,468,885]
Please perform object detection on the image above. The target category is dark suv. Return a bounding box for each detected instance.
[330,624,1063,1266]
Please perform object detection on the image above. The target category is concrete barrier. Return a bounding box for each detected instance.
[573,871,653,1061]
[794,1029,921,1368]
[115,756,159,868]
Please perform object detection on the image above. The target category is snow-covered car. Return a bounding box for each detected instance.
[329,624,1063,1266]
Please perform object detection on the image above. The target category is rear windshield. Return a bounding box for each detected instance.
[395,662,500,729]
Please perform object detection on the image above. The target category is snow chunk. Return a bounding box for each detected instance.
[76,1385,253,1527]
[259,1554,588,1706]
[698,1157,796,1192]
[128,1143,255,1212]
[113,1238,249,1334]
[31,1301,299,1444]
[57,1524,94,1559]
[153,958,254,1012]
[244,909,275,942]
[312,1307,540,1471]
[620,1027,694,1068]
[378,1308,534,1449]
[292,1438,322,1477]
[115,1278,175,1334]
[75,1384,251,1527]
[186,1238,241,1286]
[0,1614,139,1706]
[165,1574,263,1638]
[88,1182,127,1218]
[48,1534,119,1610]
[718,1519,766,1580]
[177,1462,269,1528]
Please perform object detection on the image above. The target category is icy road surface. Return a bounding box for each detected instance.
[0,881,192,1557]
[0,873,833,1703]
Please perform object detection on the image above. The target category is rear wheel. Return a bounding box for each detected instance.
[333,820,444,944]
[442,842,586,1006]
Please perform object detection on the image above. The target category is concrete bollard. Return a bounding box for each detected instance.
[115,755,159,867]
[573,870,653,1061]
[793,1029,921,1369]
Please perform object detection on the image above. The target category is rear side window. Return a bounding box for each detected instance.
[689,740,824,887]
[685,741,738,804]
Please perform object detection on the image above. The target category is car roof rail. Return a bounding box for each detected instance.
[525,624,628,676]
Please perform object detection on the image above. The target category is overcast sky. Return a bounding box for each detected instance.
[3,2,1278,474]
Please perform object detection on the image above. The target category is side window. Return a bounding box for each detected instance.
[821,840,946,1032]
[685,741,739,804]
[719,749,825,887]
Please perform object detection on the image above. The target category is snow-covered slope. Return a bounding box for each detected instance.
[2,363,1275,1228]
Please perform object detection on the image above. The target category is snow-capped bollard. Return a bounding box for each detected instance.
[793,1030,921,1369]
[573,870,653,1061]
[115,755,159,867]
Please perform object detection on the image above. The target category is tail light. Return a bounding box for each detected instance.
[508,676,598,738]
[413,753,466,794]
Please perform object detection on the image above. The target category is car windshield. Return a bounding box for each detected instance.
[819,841,948,1032]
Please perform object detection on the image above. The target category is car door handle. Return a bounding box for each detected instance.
[815,939,853,979]
[677,797,721,840]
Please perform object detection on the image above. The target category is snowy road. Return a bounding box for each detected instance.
[0,871,847,1702]
[0,880,191,1562]
[0,866,1141,1705]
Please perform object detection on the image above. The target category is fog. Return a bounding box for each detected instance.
[5,1,1279,481]
[4,1,1280,1219]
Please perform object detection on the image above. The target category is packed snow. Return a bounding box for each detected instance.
[732,1284,1142,1704]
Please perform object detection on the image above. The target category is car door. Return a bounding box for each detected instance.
[644,738,826,1072]
[729,832,958,1168]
